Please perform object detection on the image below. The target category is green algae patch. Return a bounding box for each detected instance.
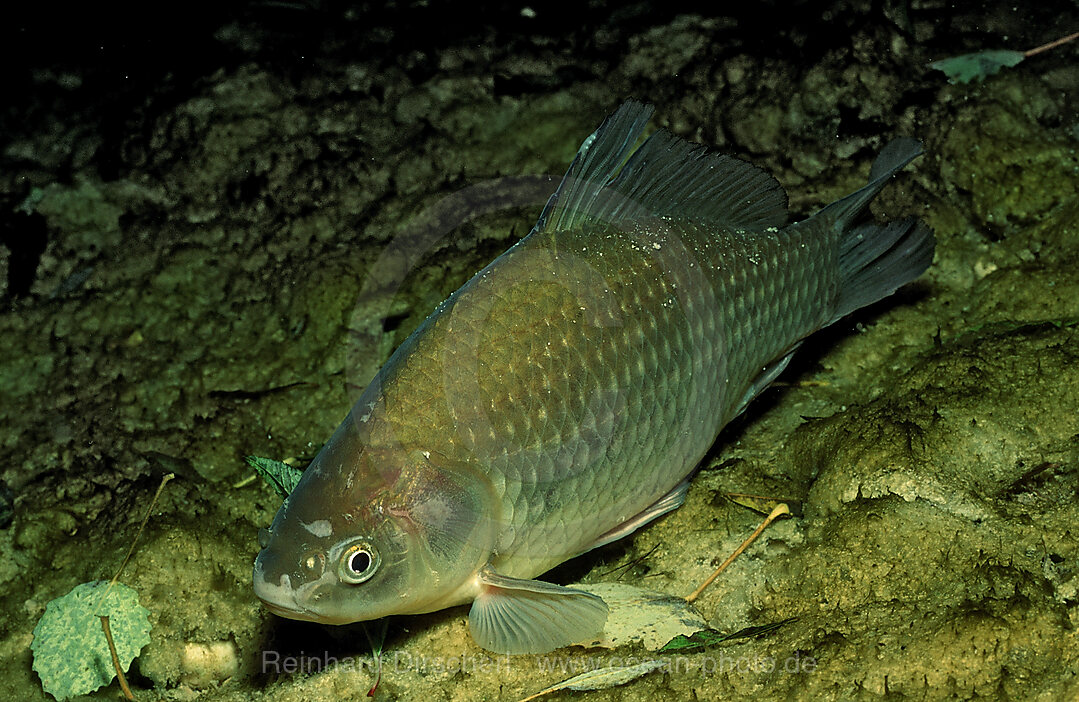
[768,322,1079,696]
[33,181,124,254]
[939,86,1079,233]
[31,580,151,701]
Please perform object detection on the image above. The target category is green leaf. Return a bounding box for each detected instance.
[31,580,151,701]
[246,455,303,498]
[659,617,796,653]
[929,50,1025,84]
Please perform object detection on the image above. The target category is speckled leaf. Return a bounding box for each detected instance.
[246,455,303,498]
[574,583,708,650]
[31,580,151,701]
[520,659,667,701]
[929,50,1025,84]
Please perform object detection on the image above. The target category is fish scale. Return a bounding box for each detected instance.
[464,221,827,574]
[253,101,934,656]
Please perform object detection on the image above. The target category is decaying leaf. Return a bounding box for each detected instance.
[519,659,667,701]
[574,583,708,650]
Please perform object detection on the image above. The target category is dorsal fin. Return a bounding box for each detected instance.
[534,100,788,234]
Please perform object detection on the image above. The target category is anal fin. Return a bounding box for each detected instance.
[469,569,608,655]
[583,479,690,553]
[731,345,799,420]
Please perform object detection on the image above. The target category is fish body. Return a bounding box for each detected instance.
[253,101,934,654]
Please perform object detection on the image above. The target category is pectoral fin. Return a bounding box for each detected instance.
[469,568,608,654]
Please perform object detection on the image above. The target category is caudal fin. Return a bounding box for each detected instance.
[821,138,935,323]
[832,217,934,322]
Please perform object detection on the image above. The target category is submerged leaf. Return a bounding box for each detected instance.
[659,617,796,653]
[246,455,303,498]
[929,50,1025,84]
[520,659,667,701]
[31,580,151,701]
[574,583,708,650]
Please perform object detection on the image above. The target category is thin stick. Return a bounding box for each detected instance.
[104,473,174,594]
[232,473,257,489]
[1025,31,1078,58]
[685,503,790,604]
[100,616,135,701]
[725,491,799,504]
[83,473,174,701]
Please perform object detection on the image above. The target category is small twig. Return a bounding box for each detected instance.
[598,543,660,579]
[100,616,135,701]
[232,473,258,489]
[770,379,830,388]
[685,503,790,604]
[91,472,174,699]
[105,473,174,592]
[1024,31,1078,58]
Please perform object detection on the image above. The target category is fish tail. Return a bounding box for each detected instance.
[821,138,935,322]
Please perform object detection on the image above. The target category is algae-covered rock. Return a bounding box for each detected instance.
[767,321,1079,697]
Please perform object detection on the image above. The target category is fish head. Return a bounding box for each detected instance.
[253,421,495,624]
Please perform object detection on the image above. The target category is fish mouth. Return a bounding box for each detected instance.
[257,595,361,625]
[253,555,354,624]
[253,575,310,619]
[253,552,319,620]
[258,598,324,622]
[254,579,330,623]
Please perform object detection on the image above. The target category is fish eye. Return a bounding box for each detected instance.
[339,541,380,585]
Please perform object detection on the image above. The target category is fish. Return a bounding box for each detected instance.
[253,100,934,655]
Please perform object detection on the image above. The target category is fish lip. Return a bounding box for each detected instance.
[254,551,355,624]
[258,596,361,625]
[259,598,323,622]
[254,573,350,624]
[253,555,319,620]
[253,579,323,621]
